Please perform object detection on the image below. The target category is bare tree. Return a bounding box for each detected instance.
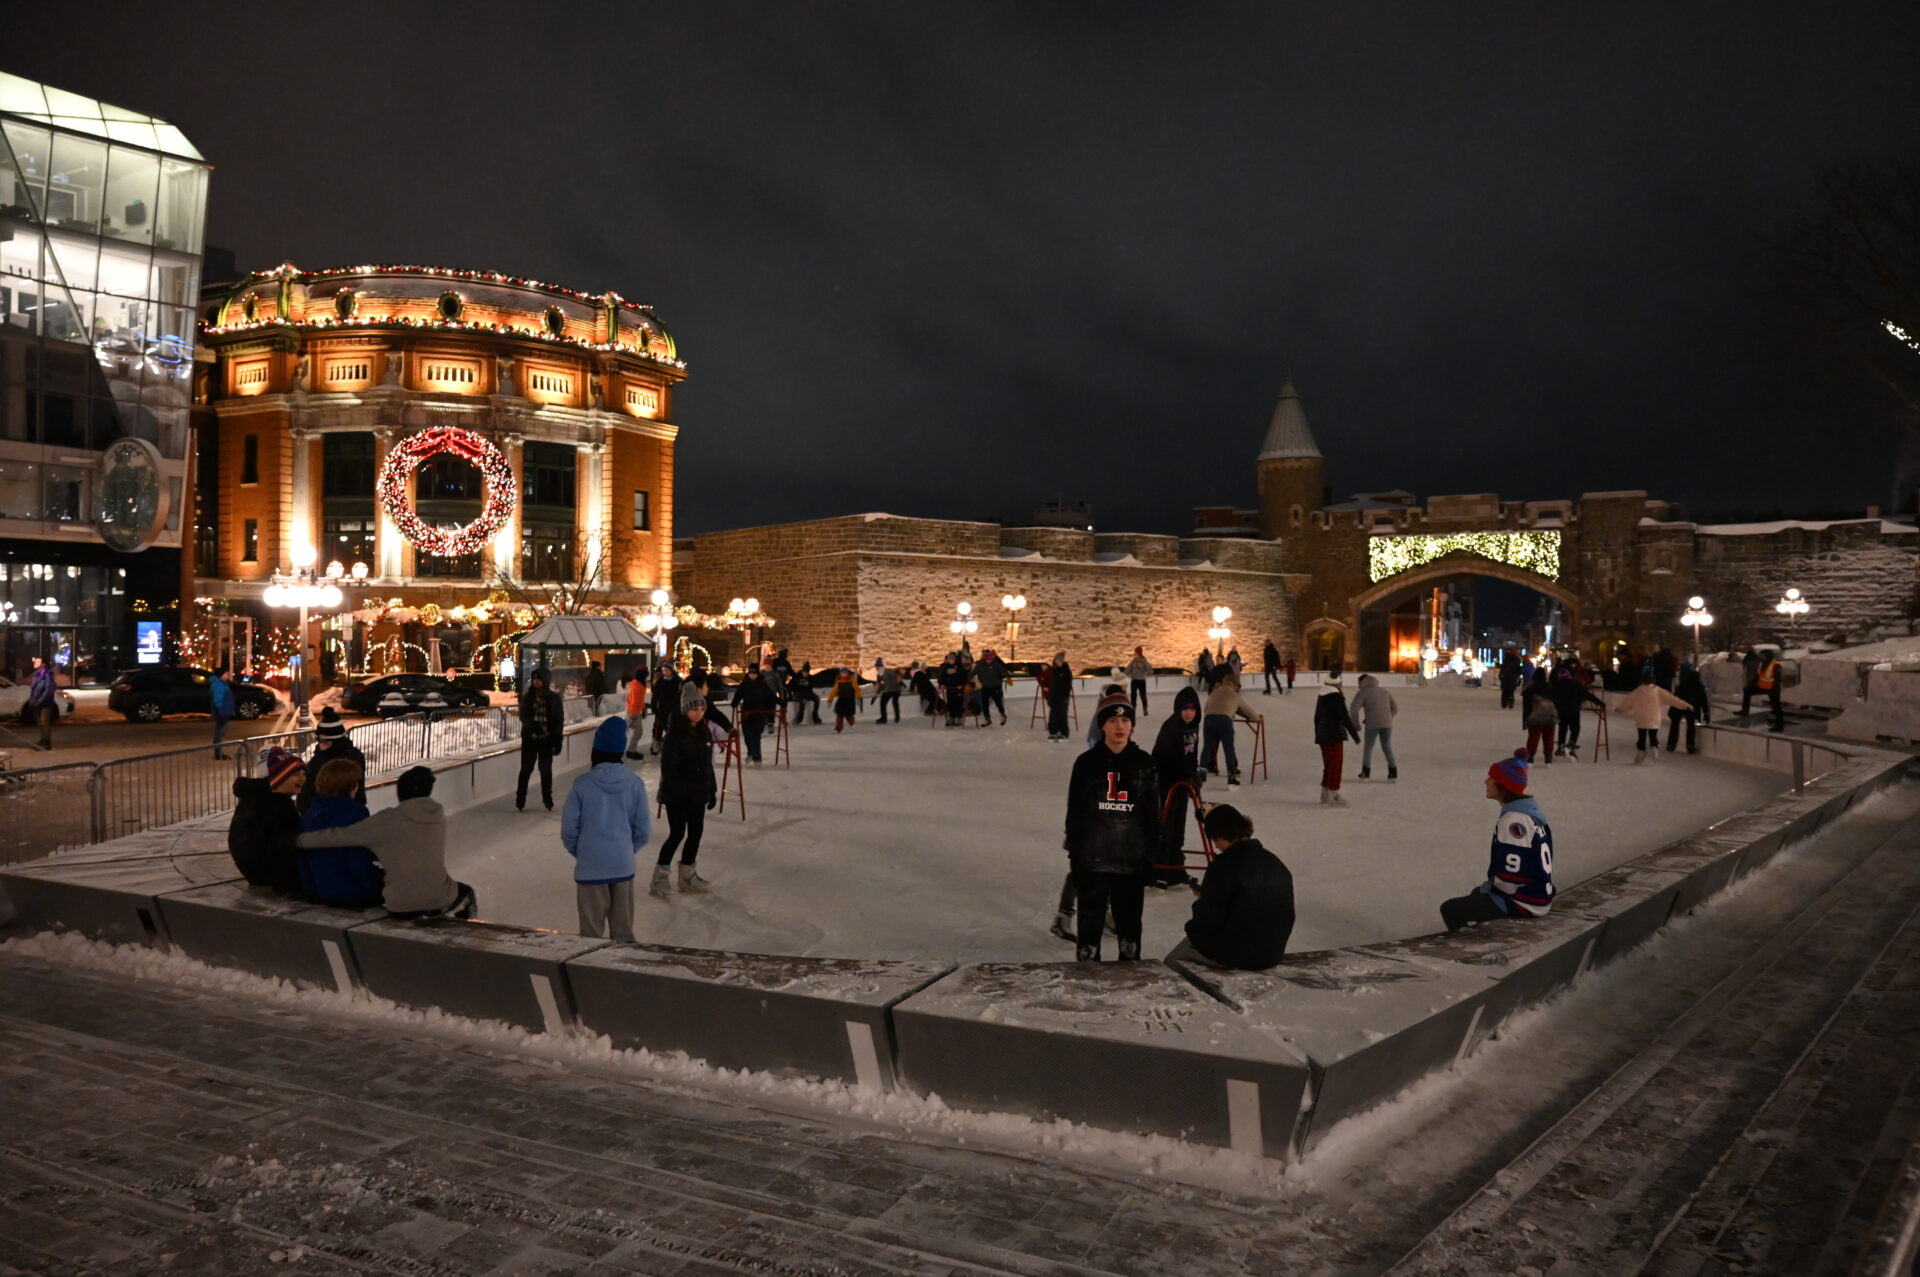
[490,532,623,616]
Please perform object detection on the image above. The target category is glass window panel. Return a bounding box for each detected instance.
[101,145,157,244]
[42,463,89,521]
[40,394,86,448]
[2,121,51,222]
[94,240,150,297]
[0,73,47,116]
[0,224,43,331]
[45,231,99,292]
[148,257,194,306]
[91,292,145,350]
[45,132,107,235]
[0,460,38,518]
[38,288,86,343]
[154,159,205,254]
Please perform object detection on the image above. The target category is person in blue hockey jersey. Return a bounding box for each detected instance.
[1440,748,1555,932]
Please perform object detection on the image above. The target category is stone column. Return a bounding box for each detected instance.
[575,439,607,583]
[489,431,525,583]
[289,426,315,563]
[373,426,404,581]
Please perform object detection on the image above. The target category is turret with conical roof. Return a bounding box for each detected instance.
[1255,379,1326,549]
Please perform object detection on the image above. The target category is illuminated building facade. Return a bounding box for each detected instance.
[193,263,685,675]
[0,73,210,682]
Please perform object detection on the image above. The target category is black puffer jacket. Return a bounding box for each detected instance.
[657,720,717,809]
[1063,742,1161,876]
[1184,837,1295,971]
[1152,686,1203,790]
[1312,688,1359,746]
[228,777,305,894]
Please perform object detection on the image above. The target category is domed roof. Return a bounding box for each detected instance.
[1256,379,1322,462]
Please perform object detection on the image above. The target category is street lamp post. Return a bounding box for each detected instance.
[724,596,764,662]
[636,588,678,666]
[1774,587,1809,644]
[1681,595,1714,664]
[949,600,978,653]
[1208,605,1233,659]
[1000,593,1026,661]
[262,544,353,729]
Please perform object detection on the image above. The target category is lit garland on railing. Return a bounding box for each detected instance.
[241,263,656,309]
[1884,320,1920,355]
[376,427,517,557]
[199,314,686,368]
[1367,530,1563,583]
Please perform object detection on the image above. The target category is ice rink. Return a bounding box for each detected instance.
[450,679,1784,962]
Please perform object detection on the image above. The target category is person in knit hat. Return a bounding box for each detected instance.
[1045,651,1076,741]
[653,680,719,896]
[562,717,652,939]
[297,707,365,815]
[1060,691,1160,961]
[228,746,307,893]
[1312,670,1361,806]
[1124,646,1153,714]
[516,666,565,811]
[1440,749,1556,932]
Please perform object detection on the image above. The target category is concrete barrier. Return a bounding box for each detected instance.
[157,883,379,992]
[0,840,237,948]
[346,919,611,1035]
[566,945,950,1091]
[889,962,1312,1157]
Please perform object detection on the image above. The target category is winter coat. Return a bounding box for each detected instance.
[626,677,647,716]
[1151,687,1203,789]
[1619,683,1691,730]
[296,739,367,814]
[1312,688,1360,745]
[1203,683,1257,721]
[1047,663,1074,704]
[1063,741,1161,877]
[652,671,682,717]
[1184,837,1295,970]
[561,763,652,884]
[1550,673,1605,722]
[518,685,564,750]
[732,674,779,715]
[26,666,56,710]
[974,657,1008,691]
[833,674,861,714]
[210,675,236,719]
[938,662,967,694]
[227,777,304,894]
[657,721,717,810]
[1351,682,1397,730]
[296,795,384,908]
[1675,668,1711,719]
[1125,655,1152,681]
[297,796,455,913]
[879,668,903,695]
[1263,642,1281,671]
[1521,680,1558,727]
[584,667,607,697]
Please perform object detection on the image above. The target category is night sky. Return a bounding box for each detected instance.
[20,4,1920,533]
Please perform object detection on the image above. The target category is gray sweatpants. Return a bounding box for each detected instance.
[576,880,636,942]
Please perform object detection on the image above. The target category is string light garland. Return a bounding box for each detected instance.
[1367,530,1562,583]
[377,427,517,557]
[200,314,685,368]
[1884,320,1920,355]
[241,262,659,310]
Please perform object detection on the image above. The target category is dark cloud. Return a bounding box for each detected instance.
[18,2,1920,532]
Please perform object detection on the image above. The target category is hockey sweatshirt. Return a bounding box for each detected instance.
[1486,795,1555,917]
[1063,741,1161,877]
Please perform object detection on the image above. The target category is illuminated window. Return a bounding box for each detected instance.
[421,360,480,391]
[234,361,269,393]
[241,435,258,484]
[1367,530,1562,583]
[626,385,660,416]
[632,489,649,531]
[527,370,573,395]
[242,518,258,562]
[323,360,369,385]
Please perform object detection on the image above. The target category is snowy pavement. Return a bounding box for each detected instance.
[451,681,1786,961]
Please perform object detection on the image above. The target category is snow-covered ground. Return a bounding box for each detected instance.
[451,679,1785,962]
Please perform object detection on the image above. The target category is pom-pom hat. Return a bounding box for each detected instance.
[262,746,305,788]
[1093,692,1134,729]
[314,707,346,741]
[679,681,707,712]
[1489,748,1529,795]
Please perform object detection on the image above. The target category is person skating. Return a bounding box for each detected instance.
[938,653,968,727]
[1195,648,1214,690]
[1125,647,1152,714]
[876,661,904,723]
[297,759,384,908]
[654,682,718,896]
[516,666,565,810]
[1441,750,1555,931]
[1061,693,1161,961]
[1284,656,1297,693]
[1668,661,1711,752]
[832,666,862,731]
[228,746,307,894]
[584,660,608,714]
[1313,671,1361,806]
[1619,679,1692,762]
[562,718,652,939]
[1520,669,1558,764]
[975,649,1009,724]
[1148,685,1205,889]
[788,662,822,725]
[209,665,236,760]
[1352,673,1399,780]
[300,765,477,920]
[298,708,366,814]
[1261,640,1282,694]
[1550,662,1605,757]
[1166,805,1295,970]
[1045,651,1075,741]
[649,663,681,755]
[732,660,779,762]
[1497,648,1522,710]
[1201,673,1262,788]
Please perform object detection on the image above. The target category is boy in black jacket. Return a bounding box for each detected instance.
[1063,693,1161,961]
[1148,685,1203,888]
[1169,805,1295,970]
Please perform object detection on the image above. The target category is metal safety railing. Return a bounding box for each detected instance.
[0,696,591,867]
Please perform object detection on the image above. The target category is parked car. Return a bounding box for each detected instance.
[107,667,279,723]
[343,673,489,717]
[0,674,77,723]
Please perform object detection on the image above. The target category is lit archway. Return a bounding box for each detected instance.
[1348,552,1581,671]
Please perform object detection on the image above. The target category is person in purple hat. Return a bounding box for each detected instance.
[1441,749,1556,932]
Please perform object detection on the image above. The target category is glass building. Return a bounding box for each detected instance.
[0,73,209,682]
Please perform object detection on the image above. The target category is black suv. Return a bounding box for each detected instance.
[343,673,489,716]
[107,667,280,723]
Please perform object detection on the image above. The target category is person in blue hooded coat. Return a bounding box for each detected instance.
[562,717,653,941]
[297,757,383,908]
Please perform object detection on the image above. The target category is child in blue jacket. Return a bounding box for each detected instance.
[562,718,653,941]
[297,758,383,908]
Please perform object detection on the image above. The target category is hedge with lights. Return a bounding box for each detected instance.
[1367,530,1562,583]
[377,427,517,557]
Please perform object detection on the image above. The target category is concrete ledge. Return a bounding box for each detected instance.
[1359,907,1605,1035]
[0,846,238,948]
[156,883,379,992]
[346,919,611,1035]
[566,945,949,1091]
[889,962,1312,1158]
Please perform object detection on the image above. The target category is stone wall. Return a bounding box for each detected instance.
[1688,521,1919,649]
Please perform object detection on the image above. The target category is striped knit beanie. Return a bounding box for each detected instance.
[1489,748,1529,796]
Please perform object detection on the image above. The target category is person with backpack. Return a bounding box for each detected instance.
[1520,669,1558,764]
[1441,749,1555,932]
[1313,670,1361,806]
[1061,693,1160,962]
[562,719,652,939]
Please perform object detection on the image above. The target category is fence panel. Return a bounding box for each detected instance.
[91,745,244,846]
[241,729,317,776]
[421,708,512,760]
[0,762,98,865]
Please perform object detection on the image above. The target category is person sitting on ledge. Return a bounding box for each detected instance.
[228,746,307,895]
[1441,749,1556,932]
[1167,805,1295,971]
[297,765,476,920]
[295,759,384,909]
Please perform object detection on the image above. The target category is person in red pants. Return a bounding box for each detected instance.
[1313,671,1361,807]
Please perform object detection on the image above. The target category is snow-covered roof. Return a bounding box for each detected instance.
[1255,379,1322,462]
[1695,518,1918,536]
[519,614,651,649]
[0,72,204,160]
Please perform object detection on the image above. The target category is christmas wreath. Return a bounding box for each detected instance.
[377,426,516,556]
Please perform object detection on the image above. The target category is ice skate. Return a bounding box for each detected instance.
[1358,767,1371,780]
[1319,786,1332,805]
[678,865,711,893]
[1227,772,1241,789]
[1328,790,1349,807]
[1387,766,1398,781]
[1117,939,1140,962]
[1633,751,1647,764]
[1076,945,1098,963]
[1049,910,1075,942]
[649,865,672,897]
